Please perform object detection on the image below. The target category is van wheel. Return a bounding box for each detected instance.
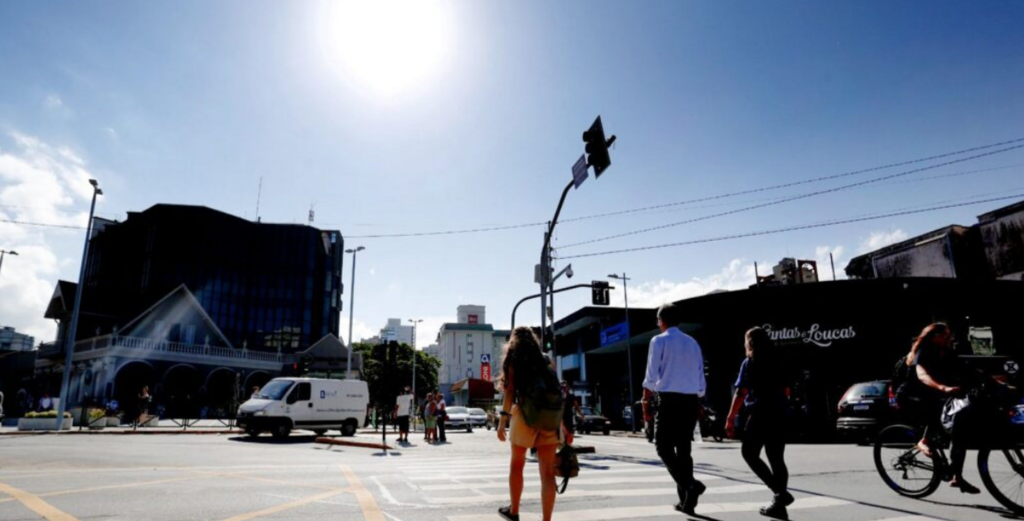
[313,429,327,437]
[341,420,357,437]
[245,428,260,438]
[271,423,291,439]
[603,427,610,436]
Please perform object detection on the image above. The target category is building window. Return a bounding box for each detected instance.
[184,325,196,345]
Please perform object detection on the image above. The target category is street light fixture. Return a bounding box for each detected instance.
[56,179,102,430]
[0,250,19,280]
[608,272,636,433]
[344,246,365,379]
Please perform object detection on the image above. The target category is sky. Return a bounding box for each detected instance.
[1,0,1023,348]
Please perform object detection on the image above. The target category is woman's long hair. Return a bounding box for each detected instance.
[500,327,546,402]
[906,323,950,365]
[745,327,771,360]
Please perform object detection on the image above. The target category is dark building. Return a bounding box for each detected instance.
[32,204,356,418]
[846,199,1024,281]
[68,204,343,351]
[555,278,1024,438]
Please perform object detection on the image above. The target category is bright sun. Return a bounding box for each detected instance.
[324,0,455,98]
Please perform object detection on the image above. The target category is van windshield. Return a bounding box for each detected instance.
[257,381,294,401]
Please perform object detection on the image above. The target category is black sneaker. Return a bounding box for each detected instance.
[498,506,520,521]
[681,481,706,514]
[775,491,795,507]
[759,494,791,519]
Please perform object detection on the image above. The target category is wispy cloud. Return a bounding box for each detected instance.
[860,229,908,253]
[0,131,100,341]
[44,94,63,110]
[615,259,759,309]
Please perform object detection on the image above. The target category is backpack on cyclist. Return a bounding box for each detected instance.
[519,364,564,431]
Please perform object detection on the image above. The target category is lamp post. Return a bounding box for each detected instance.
[345,246,365,379]
[608,272,635,432]
[0,250,18,280]
[56,179,102,430]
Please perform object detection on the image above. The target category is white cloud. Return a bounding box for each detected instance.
[860,229,908,254]
[617,259,759,309]
[44,94,63,110]
[815,245,846,281]
[104,127,118,141]
[0,131,100,342]
[339,317,377,346]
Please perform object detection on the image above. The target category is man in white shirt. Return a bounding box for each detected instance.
[642,303,707,515]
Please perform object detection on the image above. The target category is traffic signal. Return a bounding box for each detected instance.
[592,280,611,306]
[300,355,314,375]
[582,116,615,178]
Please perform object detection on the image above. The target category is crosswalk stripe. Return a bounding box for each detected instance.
[407,468,716,482]
[868,517,945,521]
[429,482,766,505]
[416,474,678,491]
[396,459,652,473]
[446,496,852,521]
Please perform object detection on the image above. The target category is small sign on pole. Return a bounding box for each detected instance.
[571,154,588,189]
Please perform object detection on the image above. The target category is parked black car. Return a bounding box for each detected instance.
[577,406,611,435]
[836,380,892,441]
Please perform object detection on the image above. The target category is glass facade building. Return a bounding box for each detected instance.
[79,204,343,352]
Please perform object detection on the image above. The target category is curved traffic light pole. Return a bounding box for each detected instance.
[511,282,615,333]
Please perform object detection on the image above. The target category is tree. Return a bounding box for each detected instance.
[352,342,441,410]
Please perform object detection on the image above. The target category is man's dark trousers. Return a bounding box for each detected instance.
[438,416,447,442]
[655,392,700,504]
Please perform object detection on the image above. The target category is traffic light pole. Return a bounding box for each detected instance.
[511,283,613,331]
[539,180,576,352]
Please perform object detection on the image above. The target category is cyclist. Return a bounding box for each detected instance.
[900,323,978,494]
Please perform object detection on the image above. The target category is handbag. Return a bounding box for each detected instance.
[941,396,971,433]
[554,443,579,494]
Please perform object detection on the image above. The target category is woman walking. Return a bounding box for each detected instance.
[726,327,794,518]
[495,327,561,521]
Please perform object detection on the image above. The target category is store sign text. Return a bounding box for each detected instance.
[762,323,857,348]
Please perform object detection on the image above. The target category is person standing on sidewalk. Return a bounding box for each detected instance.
[436,390,448,443]
[726,326,794,518]
[642,303,707,515]
[394,387,414,443]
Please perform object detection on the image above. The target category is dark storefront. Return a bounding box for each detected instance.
[556,278,1024,437]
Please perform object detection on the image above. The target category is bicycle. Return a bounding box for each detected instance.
[874,381,1024,515]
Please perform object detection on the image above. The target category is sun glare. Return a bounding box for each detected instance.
[324,0,455,98]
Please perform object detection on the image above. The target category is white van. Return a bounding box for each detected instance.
[237,378,368,438]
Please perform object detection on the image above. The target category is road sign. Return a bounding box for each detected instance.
[572,154,588,189]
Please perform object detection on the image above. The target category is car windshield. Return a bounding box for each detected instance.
[446,406,467,414]
[580,407,596,416]
[469,408,486,415]
[256,380,294,401]
[847,382,888,399]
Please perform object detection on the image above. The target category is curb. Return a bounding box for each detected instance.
[315,436,393,450]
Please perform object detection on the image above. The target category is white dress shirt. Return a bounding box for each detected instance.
[642,327,706,396]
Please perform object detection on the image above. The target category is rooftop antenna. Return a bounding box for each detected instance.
[255,177,263,223]
[308,202,316,226]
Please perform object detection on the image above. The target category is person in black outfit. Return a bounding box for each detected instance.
[726,327,794,518]
[900,323,979,494]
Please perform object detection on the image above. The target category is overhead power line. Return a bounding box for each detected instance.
[560,193,1024,260]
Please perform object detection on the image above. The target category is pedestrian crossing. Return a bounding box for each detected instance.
[369,450,950,521]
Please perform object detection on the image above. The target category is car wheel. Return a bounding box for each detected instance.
[341,420,357,437]
[603,427,610,436]
[245,428,260,438]
[271,423,290,439]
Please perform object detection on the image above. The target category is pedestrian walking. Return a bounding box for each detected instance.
[642,303,707,515]
[496,327,562,521]
[250,386,260,400]
[726,326,795,518]
[137,386,152,426]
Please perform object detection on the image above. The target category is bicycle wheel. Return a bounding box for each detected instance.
[874,424,943,498]
[979,448,1024,515]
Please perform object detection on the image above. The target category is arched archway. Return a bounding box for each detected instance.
[162,364,201,419]
[205,368,239,418]
[243,371,272,396]
[114,361,156,419]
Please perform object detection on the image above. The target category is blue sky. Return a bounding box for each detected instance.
[1,0,1023,346]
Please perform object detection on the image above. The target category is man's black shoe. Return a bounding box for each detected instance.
[681,481,706,514]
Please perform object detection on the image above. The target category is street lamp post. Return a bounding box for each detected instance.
[56,179,102,430]
[345,246,365,379]
[0,250,19,280]
[407,319,423,397]
[608,273,635,433]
